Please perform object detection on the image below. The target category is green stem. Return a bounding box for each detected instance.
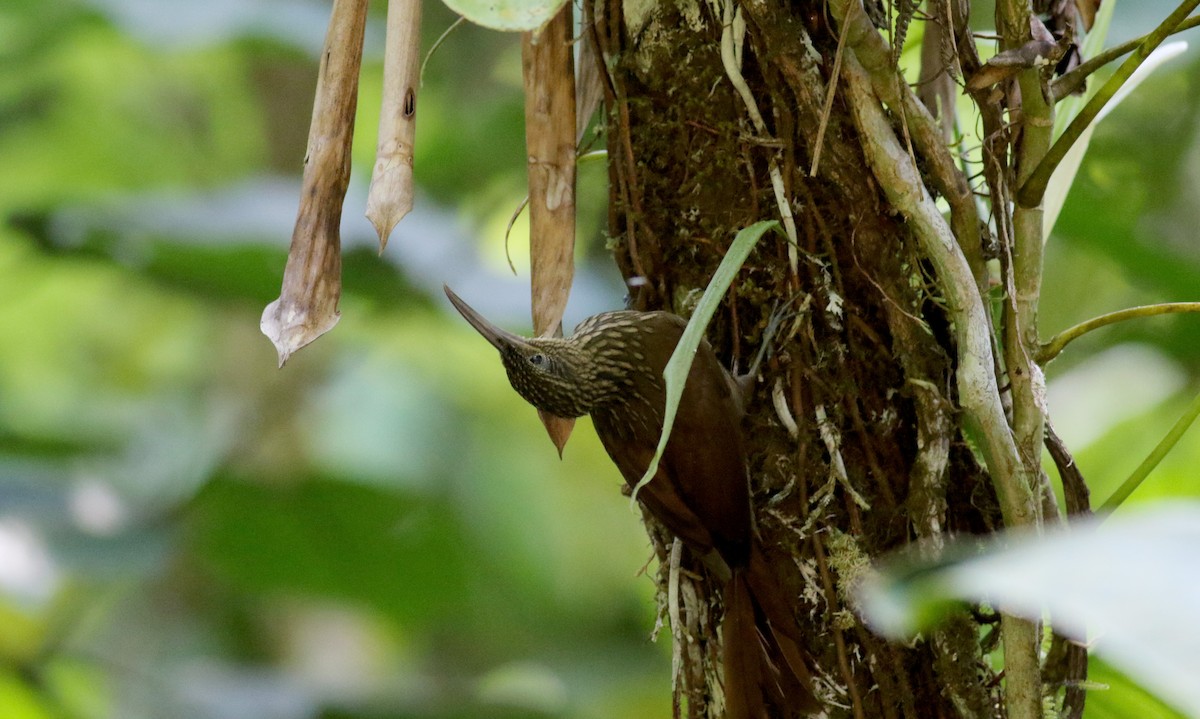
[1038,302,1200,363]
[1008,69,1052,469]
[1052,14,1200,101]
[1097,389,1200,517]
[1018,0,1200,207]
[996,0,1051,715]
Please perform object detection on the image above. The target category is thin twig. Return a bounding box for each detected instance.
[668,538,685,718]
[1002,0,1055,582]
[772,376,799,437]
[1037,302,1200,363]
[419,16,465,86]
[811,14,851,176]
[1097,388,1200,518]
[1044,420,1090,518]
[502,196,529,275]
[719,0,799,276]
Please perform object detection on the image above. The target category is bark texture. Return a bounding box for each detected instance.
[591,1,1024,717]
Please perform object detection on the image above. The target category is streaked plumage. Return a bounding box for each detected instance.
[444,285,816,717]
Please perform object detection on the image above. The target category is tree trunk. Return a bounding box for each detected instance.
[591,0,1071,717]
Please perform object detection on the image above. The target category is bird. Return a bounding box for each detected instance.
[444,285,817,718]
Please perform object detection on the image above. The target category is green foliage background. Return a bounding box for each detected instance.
[0,1,1197,717]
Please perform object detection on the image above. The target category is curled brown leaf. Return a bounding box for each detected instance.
[261,0,367,366]
[523,5,577,449]
[366,0,422,251]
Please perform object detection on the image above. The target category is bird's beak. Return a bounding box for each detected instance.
[444,285,528,352]
[444,285,576,458]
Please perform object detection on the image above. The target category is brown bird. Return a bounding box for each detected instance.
[444,285,817,718]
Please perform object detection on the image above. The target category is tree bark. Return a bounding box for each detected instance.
[590,0,1054,717]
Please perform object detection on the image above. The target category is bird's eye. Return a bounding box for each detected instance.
[528,353,546,367]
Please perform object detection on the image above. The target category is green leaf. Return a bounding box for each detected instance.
[858,503,1200,717]
[1043,0,1114,237]
[188,478,470,625]
[441,0,569,32]
[1098,387,1200,514]
[1044,3,1189,237]
[1087,657,1188,719]
[1051,0,1117,141]
[0,672,53,719]
[630,220,779,500]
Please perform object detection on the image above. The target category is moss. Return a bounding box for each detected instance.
[598,0,990,713]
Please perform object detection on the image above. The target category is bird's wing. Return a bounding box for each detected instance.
[598,435,721,557]
[662,340,753,566]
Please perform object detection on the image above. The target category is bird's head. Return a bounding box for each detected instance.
[444,285,606,421]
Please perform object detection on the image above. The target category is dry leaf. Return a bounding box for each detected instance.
[966,16,1064,91]
[366,0,422,250]
[261,0,367,366]
[1030,13,1056,45]
[522,4,577,450]
[523,5,576,338]
[575,22,604,144]
[538,409,575,458]
[1075,0,1100,31]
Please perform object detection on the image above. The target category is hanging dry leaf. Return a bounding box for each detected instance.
[261,0,367,367]
[522,4,577,450]
[523,6,576,338]
[366,0,422,250]
[1076,0,1100,31]
[575,22,604,144]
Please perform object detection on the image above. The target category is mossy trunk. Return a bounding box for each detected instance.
[593,1,1023,717]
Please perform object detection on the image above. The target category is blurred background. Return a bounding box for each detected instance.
[0,0,1198,717]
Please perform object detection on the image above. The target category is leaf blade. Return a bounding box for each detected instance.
[630,220,779,500]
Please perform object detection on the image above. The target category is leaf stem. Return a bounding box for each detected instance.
[994,0,1052,714]
[1037,302,1200,364]
[1052,15,1200,101]
[1017,0,1200,207]
[1097,388,1200,517]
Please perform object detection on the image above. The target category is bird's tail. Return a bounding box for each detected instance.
[722,553,818,718]
[723,570,768,719]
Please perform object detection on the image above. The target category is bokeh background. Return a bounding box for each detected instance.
[1,1,1198,717]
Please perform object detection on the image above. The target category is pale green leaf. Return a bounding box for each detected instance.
[1043,0,1115,239]
[1044,0,1188,238]
[858,503,1200,717]
[441,0,569,31]
[630,220,779,500]
[1052,0,1117,140]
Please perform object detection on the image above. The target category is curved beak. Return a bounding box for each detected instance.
[444,284,576,457]
[444,285,528,351]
